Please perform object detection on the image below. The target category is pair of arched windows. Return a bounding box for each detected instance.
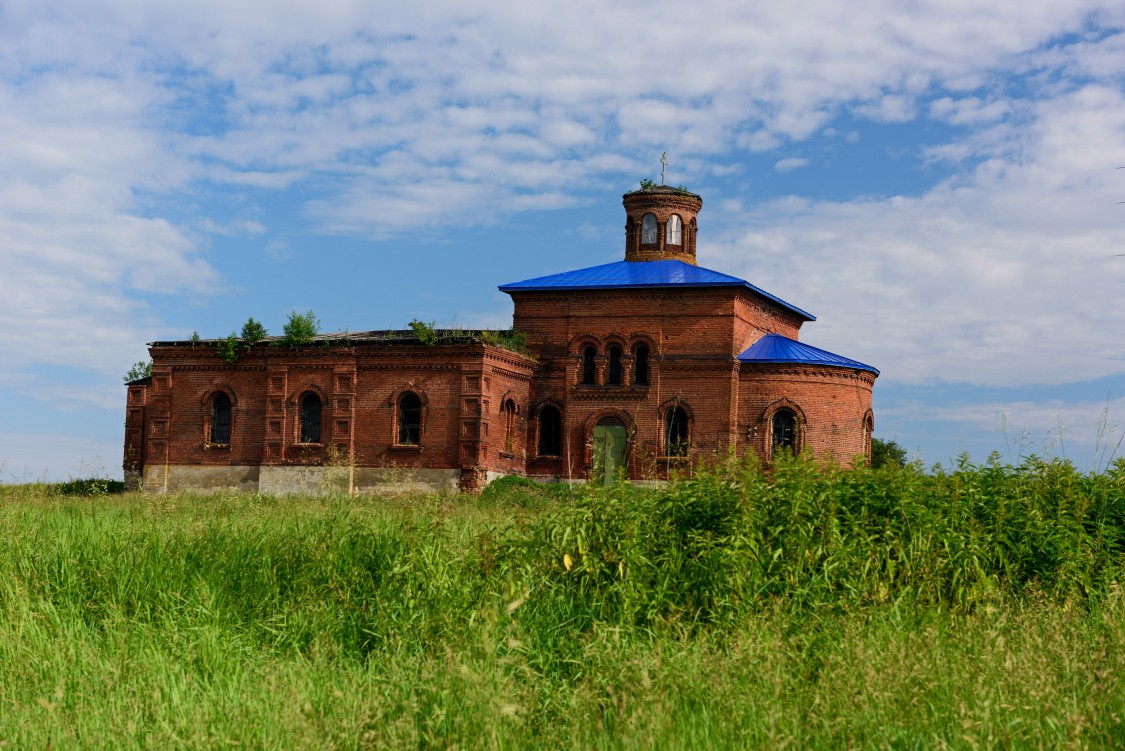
[579,343,650,386]
[640,213,684,247]
[292,390,422,446]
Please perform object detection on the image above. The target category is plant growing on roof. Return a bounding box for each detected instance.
[282,310,320,350]
[409,319,440,346]
[241,317,268,348]
[480,329,532,357]
[122,360,152,383]
[218,333,240,364]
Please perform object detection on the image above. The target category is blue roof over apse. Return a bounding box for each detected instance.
[498,260,815,321]
[738,334,880,375]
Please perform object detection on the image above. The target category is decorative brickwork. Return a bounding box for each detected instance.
[125,188,876,493]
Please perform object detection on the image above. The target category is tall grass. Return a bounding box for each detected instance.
[0,455,1123,748]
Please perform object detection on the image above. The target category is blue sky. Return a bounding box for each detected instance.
[2,1,1124,480]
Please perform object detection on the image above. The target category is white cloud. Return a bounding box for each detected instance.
[774,158,809,173]
[712,82,1125,388]
[0,0,1123,416]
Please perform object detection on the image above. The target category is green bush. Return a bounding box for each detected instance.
[282,310,320,349]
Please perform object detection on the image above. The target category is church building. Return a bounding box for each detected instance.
[123,186,878,494]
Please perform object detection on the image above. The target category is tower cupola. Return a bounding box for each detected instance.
[622,186,702,265]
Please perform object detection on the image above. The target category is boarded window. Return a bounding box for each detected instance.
[665,406,689,456]
[300,393,322,443]
[641,213,658,244]
[538,405,562,457]
[772,409,798,454]
[211,392,231,444]
[398,392,422,445]
[633,344,649,386]
[608,345,623,385]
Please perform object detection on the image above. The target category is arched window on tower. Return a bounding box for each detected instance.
[664,406,689,456]
[633,344,649,386]
[210,392,231,445]
[299,392,322,443]
[538,405,562,457]
[772,408,798,456]
[608,345,623,385]
[641,213,658,245]
[581,345,596,385]
[397,392,422,445]
[666,214,682,246]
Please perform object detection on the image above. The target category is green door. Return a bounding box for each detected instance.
[591,418,628,487]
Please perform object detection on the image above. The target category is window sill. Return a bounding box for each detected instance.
[204,443,230,451]
[499,451,516,460]
[295,442,323,449]
[389,444,422,452]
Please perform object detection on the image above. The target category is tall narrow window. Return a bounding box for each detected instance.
[299,392,322,443]
[398,392,422,445]
[502,398,517,453]
[772,409,798,454]
[666,214,682,245]
[641,213,658,245]
[665,406,689,456]
[608,345,623,385]
[210,392,231,445]
[538,405,562,457]
[581,345,596,385]
[633,344,649,386]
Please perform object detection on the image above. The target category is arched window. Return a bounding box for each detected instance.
[664,406,689,456]
[633,344,649,386]
[299,392,322,443]
[581,345,596,385]
[641,213,658,245]
[210,392,231,445]
[772,409,798,455]
[538,405,562,457]
[666,214,682,245]
[502,398,517,453]
[864,413,874,462]
[608,345,623,385]
[398,392,422,445]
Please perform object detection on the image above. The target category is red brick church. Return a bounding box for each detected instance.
[123,186,878,494]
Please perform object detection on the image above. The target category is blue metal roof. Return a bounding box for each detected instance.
[738,333,879,375]
[499,260,815,321]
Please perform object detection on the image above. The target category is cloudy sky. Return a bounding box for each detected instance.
[2,0,1124,479]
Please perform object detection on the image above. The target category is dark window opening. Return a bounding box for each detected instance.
[633,344,649,386]
[772,409,798,454]
[299,392,322,443]
[665,406,689,456]
[210,392,231,444]
[398,392,422,445]
[581,345,596,385]
[608,345,623,385]
[538,406,562,457]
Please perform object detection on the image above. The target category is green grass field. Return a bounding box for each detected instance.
[1,455,1124,749]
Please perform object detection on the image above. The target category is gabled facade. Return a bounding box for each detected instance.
[124,186,877,493]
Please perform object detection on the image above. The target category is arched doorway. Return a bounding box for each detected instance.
[591,417,628,487]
